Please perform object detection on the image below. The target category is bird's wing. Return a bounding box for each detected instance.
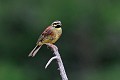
[37,26,53,44]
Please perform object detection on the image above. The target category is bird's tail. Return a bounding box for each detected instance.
[28,45,42,57]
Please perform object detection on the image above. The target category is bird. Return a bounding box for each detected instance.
[28,20,62,57]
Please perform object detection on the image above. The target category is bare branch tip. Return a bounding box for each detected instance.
[45,56,58,69]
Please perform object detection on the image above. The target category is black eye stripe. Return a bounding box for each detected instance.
[54,23,58,25]
[55,25,61,28]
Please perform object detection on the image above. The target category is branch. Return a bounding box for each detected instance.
[45,56,58,69]
[45,43,68,80]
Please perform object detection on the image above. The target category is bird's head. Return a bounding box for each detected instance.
[51,20,62,28]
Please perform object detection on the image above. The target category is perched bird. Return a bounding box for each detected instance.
[28,20,62,57]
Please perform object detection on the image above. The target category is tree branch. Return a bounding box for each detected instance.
[45,56,58,69]
[45,43,68,80]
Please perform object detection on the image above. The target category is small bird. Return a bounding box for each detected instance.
[28,20,62,57]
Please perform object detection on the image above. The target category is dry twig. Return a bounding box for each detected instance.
[45,43,68,80]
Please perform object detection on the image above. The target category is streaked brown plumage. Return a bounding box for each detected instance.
[28,20,62,57]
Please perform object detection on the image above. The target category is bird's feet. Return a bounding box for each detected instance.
[45,43,58,51]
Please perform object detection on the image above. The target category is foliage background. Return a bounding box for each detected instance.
[0,0,120,80]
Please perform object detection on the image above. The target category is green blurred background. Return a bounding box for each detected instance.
[0,0,120,80]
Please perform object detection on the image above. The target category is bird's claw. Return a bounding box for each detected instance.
[45,43,58,51]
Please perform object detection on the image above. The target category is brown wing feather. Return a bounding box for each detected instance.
[37,26,53,44]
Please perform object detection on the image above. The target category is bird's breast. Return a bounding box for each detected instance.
[51,27,62,43]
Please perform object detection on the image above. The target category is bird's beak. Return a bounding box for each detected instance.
[59,23,62,26]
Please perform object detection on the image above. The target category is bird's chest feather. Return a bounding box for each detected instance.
[50,28,62,43]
